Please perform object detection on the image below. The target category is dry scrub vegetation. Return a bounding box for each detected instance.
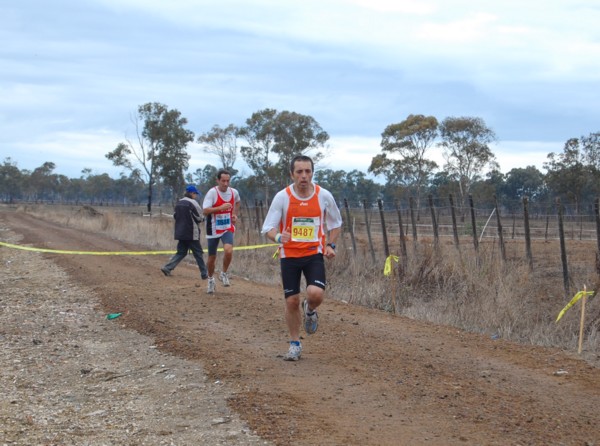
[21,204,600,363]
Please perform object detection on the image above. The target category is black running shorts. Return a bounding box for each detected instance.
[280,254,326,298]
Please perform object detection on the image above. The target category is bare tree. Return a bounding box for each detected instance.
[106,102,194,212]
[197,124,239,171]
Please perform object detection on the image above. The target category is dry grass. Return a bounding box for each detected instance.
[22,204,174,251]
[15,204,600,360]
[329,237,600,359]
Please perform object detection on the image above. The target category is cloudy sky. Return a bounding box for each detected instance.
[1,0,599,180]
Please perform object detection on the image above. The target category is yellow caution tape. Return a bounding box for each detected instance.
[383,255,399,276]
[0,240,278,256]
[234,243,278,251]
[556,290,595,322]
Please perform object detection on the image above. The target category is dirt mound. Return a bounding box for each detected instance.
[76,205,103,216]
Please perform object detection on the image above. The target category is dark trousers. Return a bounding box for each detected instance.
[163,240,208,279]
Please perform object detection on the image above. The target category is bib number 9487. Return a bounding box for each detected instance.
[291,217,319,242]
[292,226,314,240]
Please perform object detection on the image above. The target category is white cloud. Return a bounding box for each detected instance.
[323,136,380,174]
[5,130,121,177]
[350,0,436,14]
[416,12,498,43]
[489,140,556,173]
[323,136,554,180]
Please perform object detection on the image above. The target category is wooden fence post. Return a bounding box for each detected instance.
[512,214,516,239]
[556,197,570,297]
[395,199,408,270]
[494,194,506,263]
[523,197,534,271]
[409,196,418,241]
[378,199,390,258]
[428,195,439,248]
[594,198,600,275]
[409,196,418,254]
[259,200,265,227]
[254,199,261,234]
[236,200,244,232]
[469,194,479,256]
[449,194,460,250]
[362,200,376,263]
[244,200,254,235]
[343,198,357,257]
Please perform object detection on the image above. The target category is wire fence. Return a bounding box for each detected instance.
[237,194,600,298]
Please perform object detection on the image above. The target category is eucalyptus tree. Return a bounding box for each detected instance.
[106,102,194,212]
[580,132,600,169]
[578,132,600,200]
[313,168,347,199]
[313,168,380,205]
[271,110,329,187]
[344,170,382,205]
[239,108,329,201]
[54,174,71,202]
[113,172,146,205]
[504,166,546,202]
[544,137,599,212]
[65,177,85,204]
[231,175,262,203]
[29,162,59,201]
[428,171,460,205]
[369,114,438,212]
[439,116,498,206]
[0,158,23,203]
[470,169,505,209]
[186,164,218,194]
[238,108,278,202]
[197,124,239,171]
[84,173,115,204]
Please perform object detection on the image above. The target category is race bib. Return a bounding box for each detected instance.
[291,217,320,242]
[215,212,231,230]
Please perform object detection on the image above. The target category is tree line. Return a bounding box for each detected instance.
[1,103,599,214]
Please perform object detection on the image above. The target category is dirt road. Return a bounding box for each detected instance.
[3,210,600,445]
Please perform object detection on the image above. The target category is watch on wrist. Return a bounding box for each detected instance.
[327,243,336,250]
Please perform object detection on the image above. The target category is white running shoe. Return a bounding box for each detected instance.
[207,277,216,294]
[283,342,302,361]
[219,271,231,287]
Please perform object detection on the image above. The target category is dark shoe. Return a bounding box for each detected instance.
[303,299,318,334]
[161,267,171,277]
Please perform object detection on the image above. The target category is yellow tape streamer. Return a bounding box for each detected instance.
[383,255,399,276]
[0,240,277,256]
[556,290,595,322]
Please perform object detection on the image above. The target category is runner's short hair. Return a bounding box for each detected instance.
[290,155,314,174]
[217,169,231,180]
